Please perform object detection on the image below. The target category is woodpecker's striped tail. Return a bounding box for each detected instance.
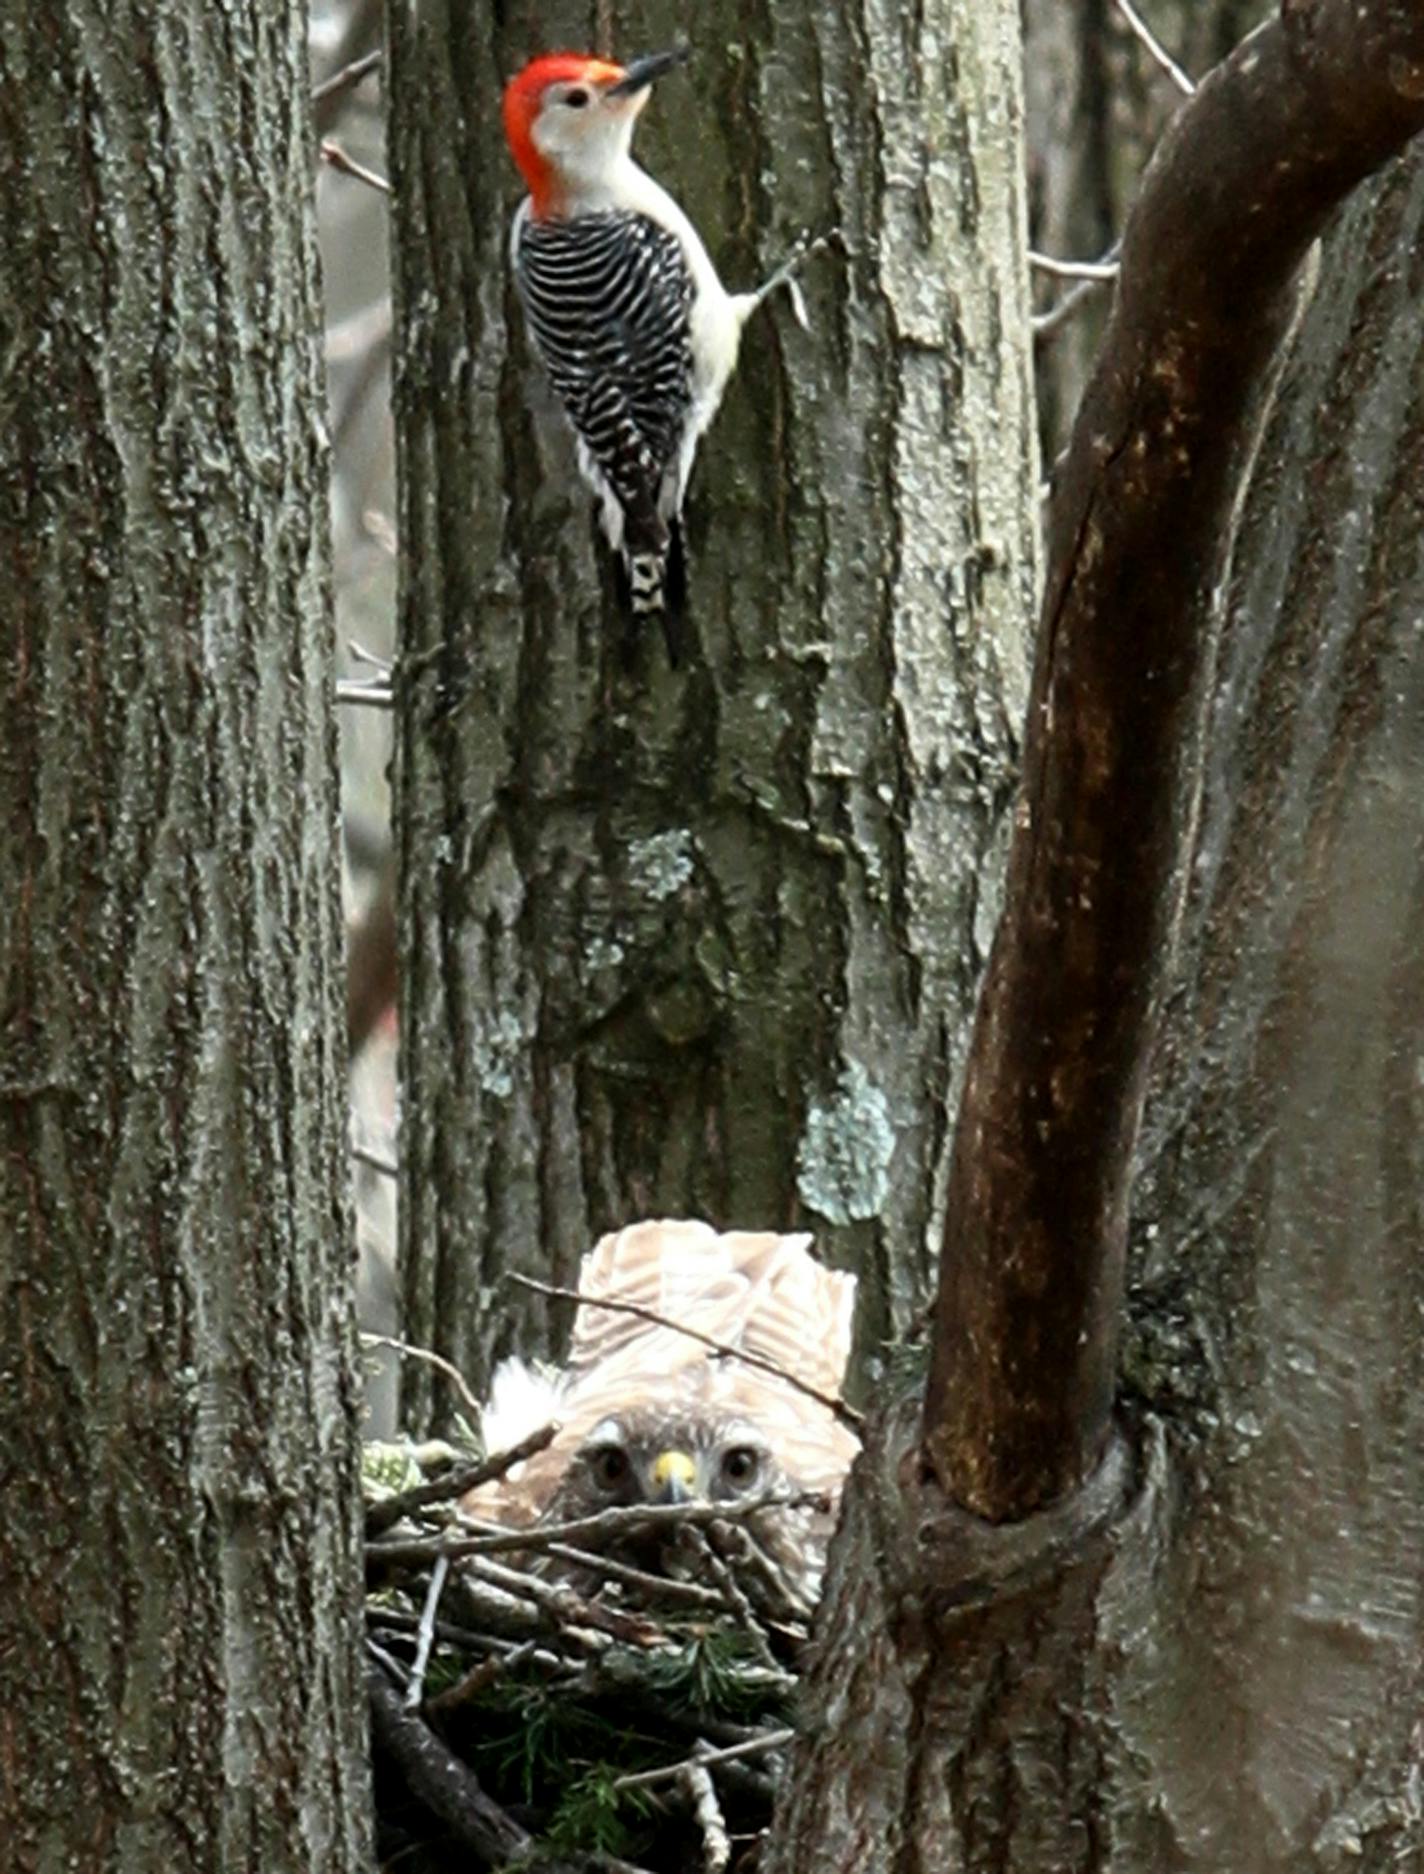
[627,552,665,614]
[619,516,688,665]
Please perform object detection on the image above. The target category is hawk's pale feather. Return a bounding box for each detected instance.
[465,1220,859,1602]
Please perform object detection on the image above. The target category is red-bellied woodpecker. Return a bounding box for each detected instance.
[502,45,810,662]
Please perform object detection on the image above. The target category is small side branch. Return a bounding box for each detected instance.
[320,139,390,194]
[1114,0,1195,97]
[923,0,1424,1520]
[312,46,383,107]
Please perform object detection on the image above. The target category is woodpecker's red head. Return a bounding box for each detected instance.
[502,46,690,218]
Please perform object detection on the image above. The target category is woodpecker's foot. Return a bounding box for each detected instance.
[754,229,835,329]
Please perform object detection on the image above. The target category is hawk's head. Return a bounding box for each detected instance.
[569,1409,779,1511]
[465,1220,859,1612]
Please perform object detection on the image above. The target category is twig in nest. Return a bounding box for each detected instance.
[347,637,393,674]
[366,1422,557,1535]
[367,1635,410,1690]
[368,1655,531,1865]
[462,1552,664,1649]
[405,1555,449,1710]
[507,1271,863,1431]
[537,1541,731,1610]
[372,1487,827,1568]
[681,1762,730,1874]
[701,1521,814,1628]
[614,1729,795,1793]
[359,1331,483,1421]
[424,1640,540,1715]
[371,1606,572,1687]
[677,1528,781,1673]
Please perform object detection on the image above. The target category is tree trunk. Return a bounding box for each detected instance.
[0,7,370,1869]
[387,0,1037,1422]
[770,119,1424,1874]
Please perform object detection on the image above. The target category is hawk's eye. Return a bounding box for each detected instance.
[589,1444,629,1487]
[562,88,590,109]
[721,1446,761,1488]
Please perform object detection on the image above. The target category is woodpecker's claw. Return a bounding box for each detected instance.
[755,229,834,327]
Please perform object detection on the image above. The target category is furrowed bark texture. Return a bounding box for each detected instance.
[0,8,370,1870]
[923,0,1424,1523]
[771,34,1424,1874]
[387,0,1036,1418]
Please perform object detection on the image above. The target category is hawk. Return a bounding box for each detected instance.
[465,1219,859,1612]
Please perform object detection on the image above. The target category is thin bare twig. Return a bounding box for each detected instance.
[405,1555,450,1710]
[507,1271,863,1432]
[320,138,391,194]
[312,46,383,105]
[1113,0,1195,96]
[366,1423,558,1536]
[614,1728,796,1793]
[360,1332,482,1421]
[367,1634,411,1690]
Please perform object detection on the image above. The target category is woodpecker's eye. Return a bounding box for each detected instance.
[562,88,590,109]
[721,1446,761,1489]
[588,1444,630,1488]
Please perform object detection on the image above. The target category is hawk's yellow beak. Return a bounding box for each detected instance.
[651,1448,697,1502]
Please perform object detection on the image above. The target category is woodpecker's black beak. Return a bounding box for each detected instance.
[605,44,691,98]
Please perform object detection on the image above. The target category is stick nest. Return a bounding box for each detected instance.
[364,1433,818,1874]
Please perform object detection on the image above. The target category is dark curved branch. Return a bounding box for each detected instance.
[923,0,1424,1521]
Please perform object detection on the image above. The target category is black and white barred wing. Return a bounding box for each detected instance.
[514,209,694,611]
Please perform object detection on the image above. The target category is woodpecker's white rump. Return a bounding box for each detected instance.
[502,46,805,662]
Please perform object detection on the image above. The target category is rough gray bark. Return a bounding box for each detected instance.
[387,0,1037,1420]
[771,57,1424,1874]
[0,7,370,1870]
